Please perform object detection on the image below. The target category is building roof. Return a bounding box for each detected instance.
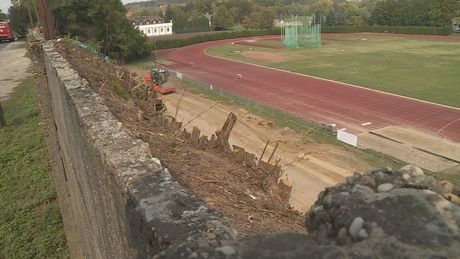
[128,15,164,24]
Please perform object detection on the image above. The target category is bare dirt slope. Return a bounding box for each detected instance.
[160,86,374,213]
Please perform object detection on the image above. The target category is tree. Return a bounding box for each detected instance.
[369,0,458,27]
[52,0,152,62]
[8,4,30,36]
[0,9,7,20]
[325,10,336,26]
[341,1,368,26]
[242,15,251,29]
[212,6,233,30]
[223,0,254,24]
[253,0,280,8]
[165,5,188,33]
[131,6,161,17]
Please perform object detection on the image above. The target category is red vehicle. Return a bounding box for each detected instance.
[0,21,15,42]
[143,67,176,94]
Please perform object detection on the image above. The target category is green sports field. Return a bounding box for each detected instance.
[206,34,460,108]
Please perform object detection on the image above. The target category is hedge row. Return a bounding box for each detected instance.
[153,28,280,50]
[153,26,452,50]
[321,26,452,36]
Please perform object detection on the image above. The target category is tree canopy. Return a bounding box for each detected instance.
[52,0,152,62]
[212,6,234,30]
[0,9,7,20]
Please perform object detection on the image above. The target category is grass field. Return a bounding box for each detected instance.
[206,35,460,108]
[0,77,70,258]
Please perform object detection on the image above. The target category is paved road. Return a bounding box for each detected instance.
[0,41,31,101]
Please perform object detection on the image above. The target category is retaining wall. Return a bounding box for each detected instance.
[30,30,239,258]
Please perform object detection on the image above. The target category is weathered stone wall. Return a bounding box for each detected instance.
[30,30,236,258]
[30,29,460,259]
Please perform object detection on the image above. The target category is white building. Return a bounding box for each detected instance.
[130,16,173,37]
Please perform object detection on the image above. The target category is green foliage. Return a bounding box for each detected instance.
[153,27,279,50]
[0,77,70,259]
[223,0,254,24]
[341,1,369,26]
[321,25,452,36]
[0,9,7,20]
[52,0,153,62]
[243,9,276,30]
[7,4,32,36]
[212,6,234,31]
[166,4,210,34]
[112,82,131,100]
[370,0,459,27]
[130,6,161,17]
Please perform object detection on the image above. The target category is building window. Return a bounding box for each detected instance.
[161,28,163,32]
[154,29,157,33]
[167,28,170,32]
[148,29,151,34]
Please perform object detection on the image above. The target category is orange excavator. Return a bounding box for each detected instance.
[143,67,176,94]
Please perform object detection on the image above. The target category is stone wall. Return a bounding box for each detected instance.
[30,30,236,258]
[30,29,460,259]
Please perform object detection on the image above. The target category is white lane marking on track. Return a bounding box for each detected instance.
[361,122,372,126]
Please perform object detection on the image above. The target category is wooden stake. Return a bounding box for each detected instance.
[267,143,279,165]
[0,102,6,129]
[257,139,270,167]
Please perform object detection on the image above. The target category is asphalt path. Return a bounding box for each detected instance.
[158,35,460,143]
[0,41,31,101]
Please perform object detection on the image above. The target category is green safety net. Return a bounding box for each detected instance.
[282,16,321,48]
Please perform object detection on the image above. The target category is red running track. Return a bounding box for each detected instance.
[159,35,460,143]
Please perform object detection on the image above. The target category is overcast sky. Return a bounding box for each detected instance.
[0,0,149,16]
[0,0,10,15]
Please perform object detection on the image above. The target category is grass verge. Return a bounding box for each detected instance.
[0,77,70,258]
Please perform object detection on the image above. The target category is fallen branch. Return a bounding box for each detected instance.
[99,81,107,93]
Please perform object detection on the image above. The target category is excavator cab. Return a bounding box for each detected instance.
[150,68,169,85]
[143,66,176,94]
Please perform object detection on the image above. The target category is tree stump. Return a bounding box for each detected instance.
[0,102,6,129]
[216,112,237,152]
